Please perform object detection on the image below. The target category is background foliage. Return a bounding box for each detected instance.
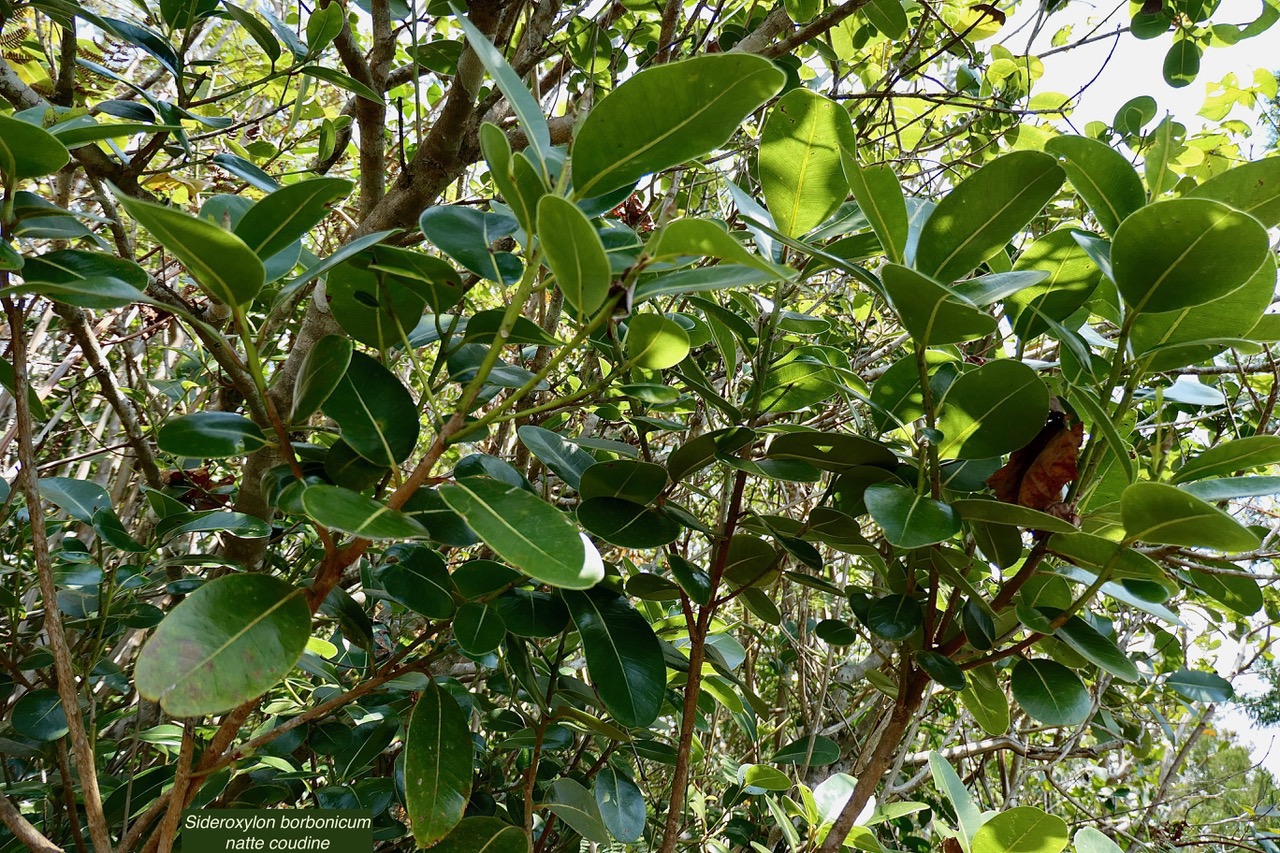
[3,0,1280,850]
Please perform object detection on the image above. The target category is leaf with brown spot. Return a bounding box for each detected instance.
[986,414,1084,510]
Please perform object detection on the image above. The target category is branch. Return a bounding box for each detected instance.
[0,794,61,853]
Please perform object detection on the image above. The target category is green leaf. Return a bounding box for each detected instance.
[284,229,399,291]
[157,412,268,458]
[961,664,1010,736]
[578,498,681,548]
[301,65,384,103]
[951,498,1077,534]
[771,734,840,766]
[645,218,785,276]
[914,151,1064,283]
[439,478,602,589]
[11,689,68,741]
[580,460,667,503]
[1052,613,1140,682]
[865,484,960,549]
[430,817,529,853]
[493,589,569,637]
[917,650,966,691]
[235,178,352,260]
[741,764,793,792]
[135,574,310,716]
[929,753,984,844]
[0,115,70,181]
[1073,828,1122,853]
[1166,668,1233,702]
[594,766,645,843]
[936,360,1050,460]
[1010,659,1091,726]
[405,679,474,846]
[537,195,611,319]
[764,430,896,473]
[1188,566,1263,616]
[626,313,690,369]
[1189,156,1280,227]
[304,3,343,54]
[223,2,280,62]
[571,54,784,198]
[321,351,419,466]
[971,806,1068,853]
[114,190,265,305]
[546,778,609,843]
[563,589,666,726]
[211,153,277,193]
[1043,136,1144,237]
[1111,198,1270,314]
[453,602,506,655]
[301,485,429,539]
[155,510,271,541]
[881,263,997,345]
[419,206,522,285]
[16,249,149,310]
[1181,476,1280,501]
[1173,435,1280,483]
[374,544,455,619]
[633,263,778,303]
[1162,36,1201,87]
[843,160,908,264]
[1121,481,1260,552]
[291,334,353,422]
[866,593,924,641]
[39,477,111,522]
[863,0,908,37]
[759,88,856,237]
[517,426,597,490]
[1006,229,1101,339]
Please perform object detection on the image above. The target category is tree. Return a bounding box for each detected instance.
[1,0,1279,850]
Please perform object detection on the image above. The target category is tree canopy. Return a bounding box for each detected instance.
[2,0,1280,851]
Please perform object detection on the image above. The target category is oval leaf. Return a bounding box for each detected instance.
[759,88,855,237]
[537,195,611,319]
[1010,659,1091,727]
[563,589,665,727]
[405,680,474,846]
[971,806,1068,853]
[157,412,268,458]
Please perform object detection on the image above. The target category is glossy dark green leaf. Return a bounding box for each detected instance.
[155,509,272,541]
[668,554,711,605]
[453,602,506,655]
[1043,136,1144,236]
[493,589,569,637]
[223,2,280,62]
[440,478,602,589]
[0,115,70,180]
[321,351,419,466]
[936,360,1050,460]
[881,263,997,345]
[375,544,455,619]
[235,178,351,260]
[580,461,668,503]
[916,650,966,691]
[1121,481,1260,552]
[1051,612,1140,682]
[865,484,960,549]
[16,249,149,309]
[1188,567,1263,616]
[291,334,353,422]
[961,664,1010,735]
[1162,37,1201,87]
[157,412,268,458]
[115,191,265,305]
[578,498,681,549]
[301,485,429,540]
[1010,659,1091,726]
[951,498,1077,534]
[764,430,896,472]
[564,589,665,726]
[972,806,1068,853]
[517,426,596,490]
[914,151,1064,283]
[1111,198,1270,314]
[135,574,310,716]
[962,599,997,650]
[571,54,784,197]
[1166,668,1233,702]
[39,477,111,522]
[405,679,474,846]
[866,594,923,641]
[759,88,855,237]
[11,689,68,741]
[771,734,840,766]
[301,65,384,103]
[430,817,529,853]
[594,765,645,843]
[537,195,611,319]
[814,619,858,646]
[419,206,521,285]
